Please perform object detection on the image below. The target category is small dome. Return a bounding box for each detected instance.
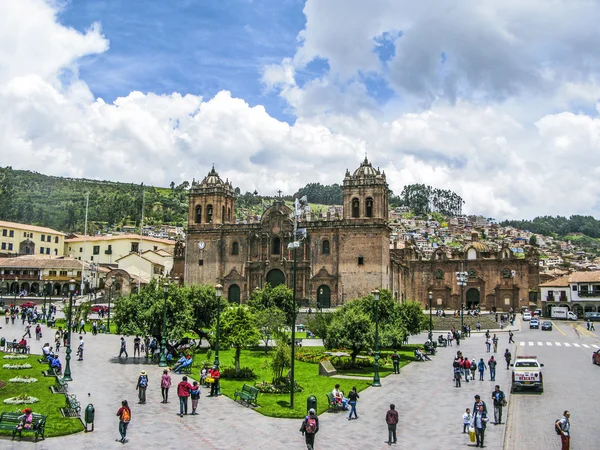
[200,166,224,187]
[352,156,380,177]
[463,242,490,253]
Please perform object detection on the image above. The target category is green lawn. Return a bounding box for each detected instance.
[195,346,416,418]
[0,352,84,438]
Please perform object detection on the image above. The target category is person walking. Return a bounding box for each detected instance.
[116,400,131,444]
[177,376,193,417]
[391,350,400,374]
[462,408,472,434]
[508,330,515,343]
[79,318,86,334]
[485,337,491,353]
[161,368,172,403]
[133,335,141,357]
[471,404,489,448]
[504,349,512,370]
[470,360,477,380]
[488,356,497,381]
[119,337,128,358]
[591,321,596,331]
[491,385,506,424]
[347,386,359,420]
[454,363,462,388]
[587,319,591,331]
[492,334,499,353]
[300,408,319,450]
[478,358,487,381]
[77,336,84,361]
[385,404,399,445]
[136,371,148,404]
[556,411,571,450]
[190,381,200,415]
[463,357,471,383]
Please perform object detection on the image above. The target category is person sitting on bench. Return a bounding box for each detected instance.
[42,343,54,359]
[173,355,193,373]
[415,348,431,361]
[332,384,349,409]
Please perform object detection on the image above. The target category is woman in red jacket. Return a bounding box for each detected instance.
[177,376,193,417]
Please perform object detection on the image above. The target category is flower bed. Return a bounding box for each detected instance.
[3,395,39,405]
[254,380,303,394]
[3,355,28,360]
[8,376,38,383]
[2,363,33,369]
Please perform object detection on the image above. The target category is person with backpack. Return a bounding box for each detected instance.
[478,358,487,381]
[488,356,497,381]
[556,410,571,450]
[347,386,359,420]
[504,349,512,370]
[300,408,319,450]
[463,357,471,383]
[470,359,477,380]
[491,385,506,424]
[385,403,399,445]
[454,361,462,387]
[116,400,131,443]
[136,370,148,404]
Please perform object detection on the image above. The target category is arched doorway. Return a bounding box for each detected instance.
[573,304,583,318]
[10,281,19,295]
[466,288,480,309]
[317,285,331,308]
[30,282,39,295]
[228,284,240,304]
[266,269,285,288]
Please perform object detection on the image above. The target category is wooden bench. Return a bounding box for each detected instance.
[0,412,47,441]
[44,366,61,377]
[326,392,346,411]
[7,342,30,353]
[234,384,259,406]
[51,376,68,394]
[65,394,80,414]
[178,365,192,374]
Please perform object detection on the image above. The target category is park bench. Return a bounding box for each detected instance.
[178,365,192,374]
[234,384,259,406]
[64,394,81,414]
[326,392,346,411]
[43,366,61,377]
[46,319,56,328]
[51,376,68,394]
[0,412,47,442]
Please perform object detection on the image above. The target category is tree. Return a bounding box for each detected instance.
[247,284,296,324]
[304,312,334,340]
[270,341,291,384]
[217,306,261,373]
[325,308,373,363]
[529,235,538,246]
[397,301,428,336]
[254,306,286,353]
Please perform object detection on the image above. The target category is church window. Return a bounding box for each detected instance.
[358,256,364,265]
[366,197,373,217]
[228,207,231,222]
[198,259,204,266]
[232,242,239,255]
[272,237,281,255]
[467,248,477,260]
[468,269,477,278]
[352,198,360,218]
[206,205,213,223]
[195,205,202,223]
[222,205,225,222]
[435,269,444,280]
[502,268,511,278]
[322,240,330,255]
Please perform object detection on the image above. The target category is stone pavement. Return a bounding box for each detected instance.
[0,320,515,450]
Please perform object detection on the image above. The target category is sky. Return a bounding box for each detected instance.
[2,0,600,220]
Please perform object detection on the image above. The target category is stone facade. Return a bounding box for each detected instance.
[184,158,392,306]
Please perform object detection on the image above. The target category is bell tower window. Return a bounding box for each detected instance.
[222,205,225,222]
[352,198,360,218]
[366,197,373,217]
[195,205,202,223]
[322,240,330,255]
[272,237,281,255]
[206,205,213,223]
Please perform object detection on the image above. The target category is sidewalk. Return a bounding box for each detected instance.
[0,322,514,449]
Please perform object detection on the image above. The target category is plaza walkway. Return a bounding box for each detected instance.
[0,320,514,450]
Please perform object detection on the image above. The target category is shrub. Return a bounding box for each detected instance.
[219,366,255,379]
[254,380,303,394]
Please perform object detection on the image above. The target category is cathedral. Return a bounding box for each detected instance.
[183,158,540,310]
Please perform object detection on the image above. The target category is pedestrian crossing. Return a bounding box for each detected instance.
[519,341,599,348]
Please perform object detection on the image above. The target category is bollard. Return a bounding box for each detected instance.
[84,403,95,432]
[306,395,317,415]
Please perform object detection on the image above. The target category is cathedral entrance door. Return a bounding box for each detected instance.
[317,285,331,309]
[228,284,240,304]
[266,269,285,288]
[466,288,480,309]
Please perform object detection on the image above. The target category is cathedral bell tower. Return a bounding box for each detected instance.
[188,166,236,228]
[342,156,388,220]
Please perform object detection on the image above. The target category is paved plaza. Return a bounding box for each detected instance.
[1,319,513,450]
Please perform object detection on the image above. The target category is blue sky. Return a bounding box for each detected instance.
[58,0,307,122]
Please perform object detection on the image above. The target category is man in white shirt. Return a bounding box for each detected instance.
[556,411,571,450]
[77,336,84,361]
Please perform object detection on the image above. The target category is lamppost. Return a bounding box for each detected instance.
[1,277,4,301]
[42,278,47,324]
[14,276,18,301]
[63,279,76,381]
[372,289,382,387]
[456,270,468,337]
[428,290,433,341]
[159,282,169,367]
[213,283,223,396]
[107,276,115,334]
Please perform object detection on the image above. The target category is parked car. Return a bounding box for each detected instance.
[541,321,553,331]
[529,319,539,329]
[533,309,542,317]
[523,312,532,321]
[19,301,35,309]
[585,312,600,322]
[511,355,544,393]
[91,304,107,313]
[593,350,600,365]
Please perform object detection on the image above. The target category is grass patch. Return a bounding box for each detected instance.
[0,352,84,438]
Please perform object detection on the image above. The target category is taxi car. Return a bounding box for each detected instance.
[529,318,539,329]
[511,356,544,393]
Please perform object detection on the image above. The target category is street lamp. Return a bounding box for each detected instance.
[456,271,468,337]
[372,289,382,387]
[42,279,47,324]
[63,279,76,381]
[107,276,115,334]
[428,291,433,341]
[1,277,4,301]
[159,282,169,367]
[213,283,223,396]
[14,276,18,301]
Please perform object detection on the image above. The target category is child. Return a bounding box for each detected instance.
[463,408,472,433]
[190,381,201,415]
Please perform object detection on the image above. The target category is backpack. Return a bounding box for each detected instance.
[121,408,131,423]
[305,416,317,434]
[139,375,148,388]
[555,419,563,435]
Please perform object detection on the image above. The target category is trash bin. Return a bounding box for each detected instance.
[307,395,317,414]
[0,337,5,347]
[84,404,95,432]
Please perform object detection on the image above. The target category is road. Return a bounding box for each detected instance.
[504,319,599,450]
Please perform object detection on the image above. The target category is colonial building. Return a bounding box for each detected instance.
[0,220,66,258]
[539,271,600,317]
[185,159,392,306]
